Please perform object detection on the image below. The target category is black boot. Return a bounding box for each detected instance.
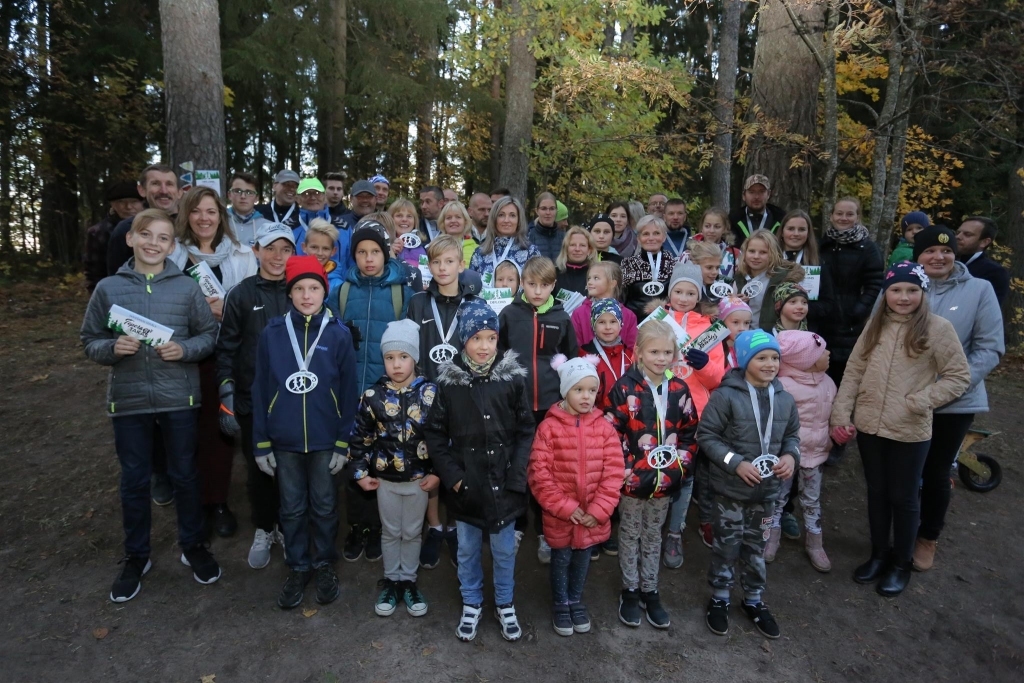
[876,561,912,597]
[853,550,888,584]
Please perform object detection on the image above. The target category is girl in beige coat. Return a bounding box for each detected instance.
[831,261,969,598]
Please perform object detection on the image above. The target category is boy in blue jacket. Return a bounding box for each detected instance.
[252,255,358,610]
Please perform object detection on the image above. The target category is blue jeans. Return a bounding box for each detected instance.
[668,478,695,534]
[550,546,591,605]
[456,521,517,606]
[112,410,204,557]
[276,450,339,571]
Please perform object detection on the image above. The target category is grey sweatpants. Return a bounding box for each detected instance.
[376,479,429,582]
[618,496,670,592]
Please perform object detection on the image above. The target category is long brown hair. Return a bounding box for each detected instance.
[738,229,783,278]
[859,292,931,359]
[780,209,820,265]
[175,187,237,247]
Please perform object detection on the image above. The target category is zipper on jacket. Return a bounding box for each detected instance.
[303,316,310,452]
[144,273,155,411]
[268,391,279,414]
[532,313,539,410]
[361,282,374,391]
[576,415,584,547]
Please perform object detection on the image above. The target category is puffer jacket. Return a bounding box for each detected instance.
[697,369,802,503]
[405,275,482,381]
[499,295,579,412]
[334,259,414,392]
[571,297,639,349]
[469,236,542,276]
[606,366,699,499]
[350,376,438,482]
[831,311,971,442]
[81,260,218,416]
[424,351,536,532]
[581,340,633,411]
[528,221,566,261]
[818,231,884,364]
[621,248,676,321]
[660,309,726,416]
[528,403,624,549]
[778,364,837,469]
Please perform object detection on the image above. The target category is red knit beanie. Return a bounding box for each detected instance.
[285,255,328,292]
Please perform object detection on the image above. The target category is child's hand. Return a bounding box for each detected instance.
[419,474,440,492]
[392,241,404,258]
[356,476,379,492]
[206,296,224,322]
[580,513,598,528]
[114,335,141,357]
[773,454,796,480]
[736,461,762,487]
[831,425,855,445]
[155,341,183,362]
[622,469,632,487]
[569,508,586,525]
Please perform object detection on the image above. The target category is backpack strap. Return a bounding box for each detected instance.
[390,283,402,320]
[337,281,352,319]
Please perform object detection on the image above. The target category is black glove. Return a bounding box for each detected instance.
[684,348,709,371]
[218,381,241,436]
[345,321,362,350]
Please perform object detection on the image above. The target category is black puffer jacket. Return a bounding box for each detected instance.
[424,351,535,532]
[215,273,290,415]
[350,376,437,483]
[498,295,578,413]
[405,274,483,381]
[818,231,884,364]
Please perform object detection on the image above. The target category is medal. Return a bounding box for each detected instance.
[284,311,331,395]
[642,281,664,296]
[644,376,678,470]
[741,279,764,299]
[400,232,422,249]
[646,445,679,470]
[751,454,779,479]
[642,251,664,296]
[429,344,457,364]
[746,380,777,477]
[286,371,318,394]
[428,298,459,365]
[710,281,734,299]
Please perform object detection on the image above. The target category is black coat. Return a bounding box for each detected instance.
[256,201,300,229]
[783,252,838,335]
[964,252,1010,306]
[817,234,884,364]
[498,295,579,413]
[405,275,482,381]
[728,203,786,247]
[555,262,590,296]
[424,351,535,532]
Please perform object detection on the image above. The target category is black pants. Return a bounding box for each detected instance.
[857,432,930,564]
[238,412,279,532]
[919,413,974,541]
[345,469,381,531]
[516,409,550,535]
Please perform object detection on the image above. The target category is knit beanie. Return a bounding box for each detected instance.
[668,261,704,295]
[588,213,614,232]
[717,296,751,321]
[555,201,569,222]
[776,330,827,372]
[911,224,957,262]
[591,298,623,329]
[380,319,421,363]
[773,281,809,314]
[285,255,328,293]
[457,297,499,345]
[883,260,930,291]
[901,210,930,231]
[351,219,391,263]
[734,329,781,370]
[551,354,600,398]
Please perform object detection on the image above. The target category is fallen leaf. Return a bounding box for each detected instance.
[92,627,109,640]
[302,608,318,618]
[371,641,383,649]
[200,676,216,683]
[760,641,771,654]
[421,647,435,656]
[29,374,49,383]
[84,510,94,519]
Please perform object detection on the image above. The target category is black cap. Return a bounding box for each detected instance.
[104,180,140,203]
[912,224,957,262]
[350,220,391,263]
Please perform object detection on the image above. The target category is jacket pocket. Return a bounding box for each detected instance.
[905,390,931,416]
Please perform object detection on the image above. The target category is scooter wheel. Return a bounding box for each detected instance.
[958,454,1002,492]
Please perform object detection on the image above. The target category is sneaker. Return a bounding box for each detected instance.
[780,513,801,540]
[618,589,642,627]
[513,529,525,554]
[590,546,600,561]
[640,590,671,629]
[742,601,780,639]
[663,532,683,569]
[699,522,713,549]
[419,528,443,569]
[374,578,399,617]
[456,603,483,641]
[278,569,311,609]
[495,603,522,641]
[314,564,340,604]
[444,527,459,568]
[110,556,151,603]
[764,527,782,563]
[180,544,222,585]
[401,581,428,617]
[602,537,619,556]
[552,604,573,637]
[537,535,552,564]
[343,526,365,562]
[706,598,730,635]
[151,473,173,506]
[365,528,383,562]
[248,529,274,569]
[210,503,238,538]
[569,603,591,633]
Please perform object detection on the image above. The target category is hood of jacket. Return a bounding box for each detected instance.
[426,272,481,301]
[437,349,528,387]
[542,400,607,428]
[718,366,784,394]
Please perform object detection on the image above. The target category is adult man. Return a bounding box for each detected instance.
[728,174,786,246]
[956,216,1010,305]
[370,174,390,210]
[339,180,378,229]
[647,193,668,219]
[84,180,143,292]
[443,188,459,205]
[324,172,346,218]
[468,192,492,242]
[419,185,445,242]
[256,169,301,229]
[226,172,269,248]
[662,198,691,259]
[293,177,352,273]
[106,164,180,275]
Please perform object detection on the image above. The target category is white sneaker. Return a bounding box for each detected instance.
[537,535,552,564]
[495,603,523,641]
[248,529,273,569]
[456,604,483,641]
[513,530,525,554]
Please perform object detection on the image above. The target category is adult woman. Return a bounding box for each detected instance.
[778,210,836,333]
[911,225,1004,572]
[469,196,541,277]
[554,226,598,296]
[588,214,622,264]
[607,201,638,259]
[438,200,478,267]
[620,215,674,320]
[171,186,258,538]
[527,191,564,261]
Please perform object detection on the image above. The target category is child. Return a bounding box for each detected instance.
[493,259,521,292]
[580,298,633,411]
[719,297,753,369]
[735,228,804,330]
[687,239,731,306]
[765,331,836,570]
[528,355,624,636]
[570,261,638,348]
[351,319,439,618]
[888,211,929,267]
[606,320,698,629]
[424,298,536,642]
[771,282,809,333]
[697,329,801,639]
[586,214,622,264]
[81,208,220,603]
[692,207,741,282]
[303,218,344,297]
[215,222,296,570]
[251,255,358,609]
[831,262,970,597]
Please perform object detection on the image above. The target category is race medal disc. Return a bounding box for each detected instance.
[710,280,734,299]
[741,279,764,299]
[675,362,693,380]
[646,445,679,470]
[751,454,779,479]
[642,281,665,297]
[429,343,457,365]
[286,370,319,394]
[400,233,422,249]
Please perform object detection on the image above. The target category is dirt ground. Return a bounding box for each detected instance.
[1,278,1022,683]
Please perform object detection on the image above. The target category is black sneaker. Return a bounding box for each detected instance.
[314,564,340,604]
[210,504,238,538]
[706,598,730,635]
[444,526,459,568]
[602,537,619,556]
[552,604,573,637]
[742,601,780,639]
[343,526,365,562]
[419,528,443,569]
[364,527,382,562]
[569,603,591,633]
[151,473,174,506]
[110,556,151,603]
[278,569,311,609]
[640,590,671,629]
[590,546,601,561]
[618,589,642,627]
[180,544,222,585]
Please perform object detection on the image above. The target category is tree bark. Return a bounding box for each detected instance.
[710,0,743,209]
[498,0,536,203]
[489,0,503,188]
[0,0,14,254]
[159,0,226,194]
[820,0,839,222]
[867,0,906,243]
[319,0,346,174]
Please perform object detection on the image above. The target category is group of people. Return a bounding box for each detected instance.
[80,164,1006,643]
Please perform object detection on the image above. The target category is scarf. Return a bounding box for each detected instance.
[611,226,639,259]
[461,350,496,376]
[774,319,808,334]
[183,238,234,268]
[824,222,869,245]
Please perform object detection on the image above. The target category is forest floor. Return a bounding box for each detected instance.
[1,278,1022,683]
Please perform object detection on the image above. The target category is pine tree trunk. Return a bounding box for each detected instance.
[159,0,226,194]
[498,0,535,203]
[489,0,503,188]
[710,0,743,209]
[820,0,839,222]
[320,0,346,174]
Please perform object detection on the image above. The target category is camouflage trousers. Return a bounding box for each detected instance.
[707,496,772,597]
[618,496,670,592]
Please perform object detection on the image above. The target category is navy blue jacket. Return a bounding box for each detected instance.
[964,252,1010,306]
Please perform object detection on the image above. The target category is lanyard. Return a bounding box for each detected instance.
[430,297,458,346]
[746,381,775,456]
[646,250,663,280]
[664,231,685,258]
[492,237,516,271]
[745,208,768,234]
[644,376,668,444]
[285,312,331,374]
[272,202,296,224]
[594,340,625,380]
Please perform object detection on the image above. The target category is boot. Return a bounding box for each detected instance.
[805,532,831,573]
[853,550,888,584]
[876,561,912,597]
[912,538,936,572]
[763,527,782,563]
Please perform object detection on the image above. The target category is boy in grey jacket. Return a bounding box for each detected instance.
[81,209,220,604]
[697,329,800,640]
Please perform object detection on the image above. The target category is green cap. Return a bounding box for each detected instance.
[556,200,568,222]
[297,178,325,195]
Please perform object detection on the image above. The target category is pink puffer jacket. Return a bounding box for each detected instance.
[778,365,836,469]
[528,403,625,550]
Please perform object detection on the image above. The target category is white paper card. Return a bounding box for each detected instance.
[480,287,514,315]
[802,265,821,301]
[187,261,227,299]
[681,319,731,354]
[418,254,433,288]
[107,305,175,346]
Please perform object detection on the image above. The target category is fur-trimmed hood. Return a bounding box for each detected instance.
[437,349,527,387]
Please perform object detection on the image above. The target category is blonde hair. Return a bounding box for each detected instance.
[427,234,463,260]
[700,207,734,245]
[556,226,598,270]
[130,208,174,235]
[480,196,530,254]
[587,260,621,299]
[494,260,520,289]
[860,292,931,359]
[634,319,679,366]
[686,239,722,263]
[521,256,557,285]
[306,218,338,243]
[388,198,419,226]
[437,200,471,238]
[739,229,784,278]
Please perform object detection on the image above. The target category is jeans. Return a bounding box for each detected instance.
[456,521,517,606]
[196,357,235,506]
[238,412,279,532]
[277,449,339,571]
[376,479,429,582]
[919,413,974,541]
[667,478,695,534]
[857,432,930,564]
[112,409,204,557]
[550,546,591,605]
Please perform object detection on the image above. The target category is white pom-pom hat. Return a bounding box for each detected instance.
[551,353,601,398]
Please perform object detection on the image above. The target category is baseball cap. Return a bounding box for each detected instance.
[255,222,297,248]
[743,174,771,192]
[297,178,325,195]
[350,180,376,196]
[274,169,301,185]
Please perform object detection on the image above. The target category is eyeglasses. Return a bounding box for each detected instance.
[301,190,324,197]
[229,188,257,197]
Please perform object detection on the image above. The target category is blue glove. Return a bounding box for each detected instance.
[684,348,709,371]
